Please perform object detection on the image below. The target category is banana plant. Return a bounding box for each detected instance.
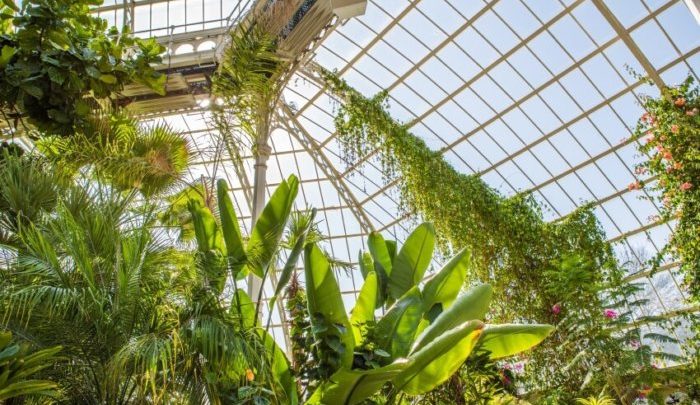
[187,174,308,404]
[0,331,62,401]
[304,224,554,404]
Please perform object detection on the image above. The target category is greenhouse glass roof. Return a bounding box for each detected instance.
[95,0,699,352]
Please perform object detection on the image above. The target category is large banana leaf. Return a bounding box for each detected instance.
[268,209,314,311]
[305,361,407,405]
[304,243,354,367]
[393,320,484,395]
[374,287,423,358]
[261,328,299,405]
[411,284,492,353]
[389,223,435,301]
[350,271,378,345]
[230,289,256,329]
[421,247,470,312]
[245,175,298,277]
[474,324,554,359]
[188,201,227,292]
[358,251,373,280]
[367,231,392,277]
[188,201,224,254]
[216,179,246,276]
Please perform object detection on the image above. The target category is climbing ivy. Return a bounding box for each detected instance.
[630,76,700,302]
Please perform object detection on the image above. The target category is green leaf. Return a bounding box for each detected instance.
[367,231,392,277]
[20,84,43,99]
[259,329,298,405]
[389,223,435,300]
[358,251,373,280]
[474,324,554,360]
[350,271,378,345]
[1,0,18,12]
[306,361,407,405]
[245,175,298,277]
[188,201,224,254]
[374,287,423,358]
[270,209,316,310]
[0,45,16,68]
[304,243,354,368]
[216,179,246,275]
[99,74,118,84]
[393,320,484,395]
[230,290,256,329]
[411,284,492,354]
[422,247,470,312]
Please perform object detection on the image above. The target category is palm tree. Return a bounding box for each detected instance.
[0,178,270,403]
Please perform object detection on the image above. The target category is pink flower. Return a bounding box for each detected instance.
[662,196,671,206]
[635,166,647,175]
[604,309,618,319]
[663,151,673,160]
[513,362,524,373]
[670,124,679,134]
[630,340,641,349]
[681,182,692,191]
[551,303,561,315]
[644,133,655,143]
[656,145,665,152]
[673,162,683,170]
[687,108,698,116]
[666,165,674,174]
[628,181,641,191]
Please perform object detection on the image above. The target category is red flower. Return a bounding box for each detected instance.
[674,97,686,107]
[663,151,673,160]
[604,309,618,319]
[680,182,692,191]
[670,124,679,134]
[673,162,683,170]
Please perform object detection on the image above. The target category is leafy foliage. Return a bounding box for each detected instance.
[630,76,700,301]
[302,224,553,404]
[0,331,61,401]
[0,0,165,136]
[39,110,192,196]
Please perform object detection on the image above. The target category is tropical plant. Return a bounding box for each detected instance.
[0,0,165,136]
[38,110,192,197]
[0,331,62,402]
[0,147,302,403]
[183,175,315,404]
[302,223,554,404]
[575,394,616,405]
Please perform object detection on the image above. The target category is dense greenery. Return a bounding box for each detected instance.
[0,0,165,136]
[295,224,552,404]
[631,76,700,302]
[0,331,61,402]
[319,68,697,403]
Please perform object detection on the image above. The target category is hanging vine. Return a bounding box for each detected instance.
[630,76,700,302]
[320,68,617,320]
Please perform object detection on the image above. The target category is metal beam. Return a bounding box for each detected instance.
[278,103,375,233]
[591,0,666,90]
